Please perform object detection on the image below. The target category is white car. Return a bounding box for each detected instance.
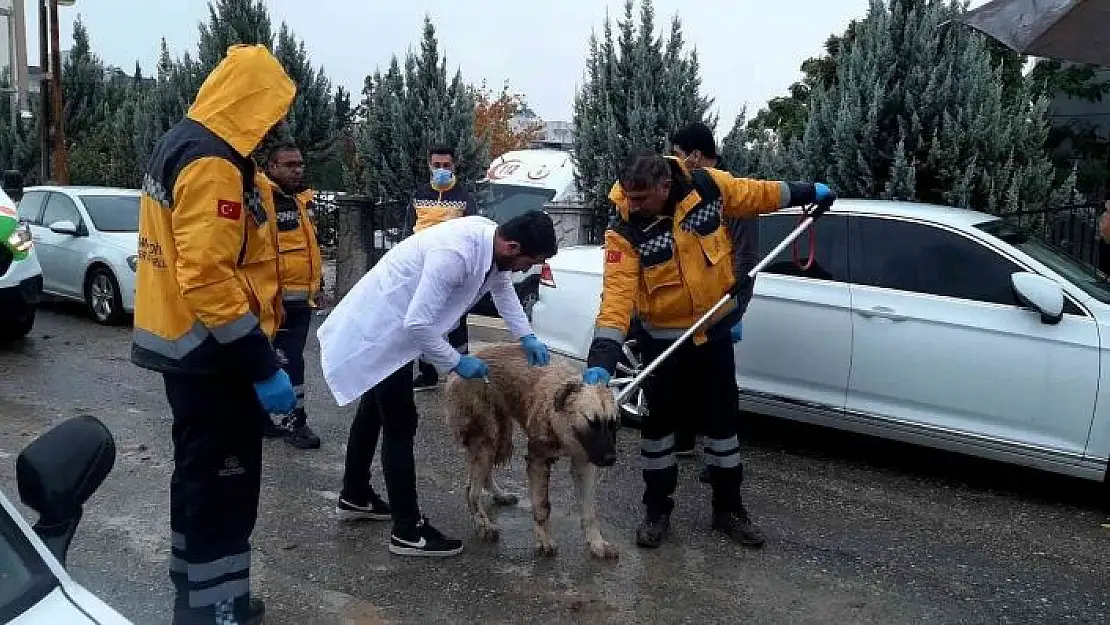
[2,416,131,624]
[17,186,140,325]
[532,199,1110,483]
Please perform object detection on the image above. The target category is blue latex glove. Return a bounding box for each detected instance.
[730,321,743,343]
[254,369,296,414]
[454,354,490,380]
[815,183,835,204]
[520,334,550,366]
[583,367,611,386]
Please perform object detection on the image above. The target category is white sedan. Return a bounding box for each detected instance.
[17,186,140,325]
[532,199,1110,483]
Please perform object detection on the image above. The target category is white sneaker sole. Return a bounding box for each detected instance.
[388,542,464,557]
[335,506,391,522]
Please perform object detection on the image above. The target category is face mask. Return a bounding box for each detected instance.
[431,168,455,190]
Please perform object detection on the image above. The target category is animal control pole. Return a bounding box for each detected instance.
[614,198,835,405]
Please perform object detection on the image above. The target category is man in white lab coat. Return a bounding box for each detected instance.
[317,210,558,557]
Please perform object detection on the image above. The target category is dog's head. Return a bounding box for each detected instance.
[554,379,619,467]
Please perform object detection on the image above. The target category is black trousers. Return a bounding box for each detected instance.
[638,335,745,517]
[274,301,312,420]
[341,362,421,530]
[165,372,263,620]
[416,313,468,381]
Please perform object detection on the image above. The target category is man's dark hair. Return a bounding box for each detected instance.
[619,151,673,192]
[428,145,456,160]
[497,210,558,257]
[671,122,718,159]
[267,142,301,165]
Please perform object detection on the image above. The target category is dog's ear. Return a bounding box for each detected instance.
[554,380,583,412]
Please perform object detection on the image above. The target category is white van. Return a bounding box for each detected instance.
[472,149,581,319]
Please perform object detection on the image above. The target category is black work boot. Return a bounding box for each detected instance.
[262,414,287,439]
[712,502,766,548]
[284,409,321,449]
[635,512,671,548]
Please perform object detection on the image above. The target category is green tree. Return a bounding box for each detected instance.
[571,0,713,241]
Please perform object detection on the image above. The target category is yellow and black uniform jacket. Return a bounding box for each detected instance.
[130,44,296,382]
[260,174,324,306]
[586,157,821,374]
[404,180,477,235]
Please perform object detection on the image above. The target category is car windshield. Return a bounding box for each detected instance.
[0,500,57,622]
[81,194,140,232]
[977,218,1110,305]
[477,183,556,224]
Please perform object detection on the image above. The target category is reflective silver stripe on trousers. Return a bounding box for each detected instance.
[187,552,251,583]
[170,556,187,573]
[641,433,676,470]
[594,326,625,343]
[172,532,187,549]
[190,578,250,608]
[282,288,309,302]
[703,435,743,469]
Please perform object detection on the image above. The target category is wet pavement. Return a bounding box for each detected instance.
[3,303,1110,624]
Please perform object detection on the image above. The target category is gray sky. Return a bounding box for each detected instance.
[16,0,991,128]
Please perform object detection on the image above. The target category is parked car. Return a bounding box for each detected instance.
[17,186,140,325]
[0,172,43,341]
[1,415,131,624]
[531,199,1110,483]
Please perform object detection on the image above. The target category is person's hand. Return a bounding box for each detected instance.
[815,183,836,205]
[520,334,550,366]
[454,355,490,380]
[730,321,743,343]
[253,369,296,414]
[583,367,611,386]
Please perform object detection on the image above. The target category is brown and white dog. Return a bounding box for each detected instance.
[443,342,620,559]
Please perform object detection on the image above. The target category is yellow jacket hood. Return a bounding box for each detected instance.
[187,44,296,157]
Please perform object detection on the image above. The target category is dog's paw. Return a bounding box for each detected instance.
[475,524,501,543]
[589,540,619,560]
[535,540,558,557]
[491,492,519,506]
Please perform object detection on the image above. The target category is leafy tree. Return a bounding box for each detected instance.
[472,80,544,157]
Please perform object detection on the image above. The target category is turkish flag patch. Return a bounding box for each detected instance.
[606,249,623,264]
[217,199,242,220]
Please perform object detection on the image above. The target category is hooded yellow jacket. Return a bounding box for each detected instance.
[259,174,324,306]
[586,157,815,373]
[130,45,296,381]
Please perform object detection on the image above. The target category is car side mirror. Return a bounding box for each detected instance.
[16,415,116,565]
[48,219,80,236]
[3,169,24,203]
[1011,272,1064,325]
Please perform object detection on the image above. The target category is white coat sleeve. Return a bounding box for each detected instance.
[489,271,534,340]
[403,249,468,373]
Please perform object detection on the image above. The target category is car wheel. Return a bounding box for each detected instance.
[610,338,648,430]
[85,266,125,326]
[0,310,34,341]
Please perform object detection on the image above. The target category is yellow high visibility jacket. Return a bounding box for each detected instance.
[130,44,296,381]
[589,157,788,364]
[259,174,324,306]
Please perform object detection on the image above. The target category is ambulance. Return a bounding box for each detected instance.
[0,170,42,341]
[473,148,582,319]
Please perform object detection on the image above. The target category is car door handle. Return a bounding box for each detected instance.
[857,306,906,322]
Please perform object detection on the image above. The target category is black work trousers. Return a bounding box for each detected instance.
[274,301,312,420]
[416,313,468,382]
[638,334,746,517]
[164,371,263,621]
[341,362,422,531]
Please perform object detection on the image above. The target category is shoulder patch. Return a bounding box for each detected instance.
[217,199,242,220]
[606,249,623,264]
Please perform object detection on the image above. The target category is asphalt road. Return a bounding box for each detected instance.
[3,303,1110,624]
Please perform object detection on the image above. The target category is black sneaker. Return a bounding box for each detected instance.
[635,513,671,548]
[262,416,287,439]
[389,517,463,557]
[336,493,391,522]
[712,507,766,548]
[285,420,321,450]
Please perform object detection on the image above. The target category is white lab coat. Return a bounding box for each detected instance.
[317,216,534,406]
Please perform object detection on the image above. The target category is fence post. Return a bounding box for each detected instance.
[332,193,371,299]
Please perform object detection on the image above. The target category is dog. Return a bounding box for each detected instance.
[442,342,620,559]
